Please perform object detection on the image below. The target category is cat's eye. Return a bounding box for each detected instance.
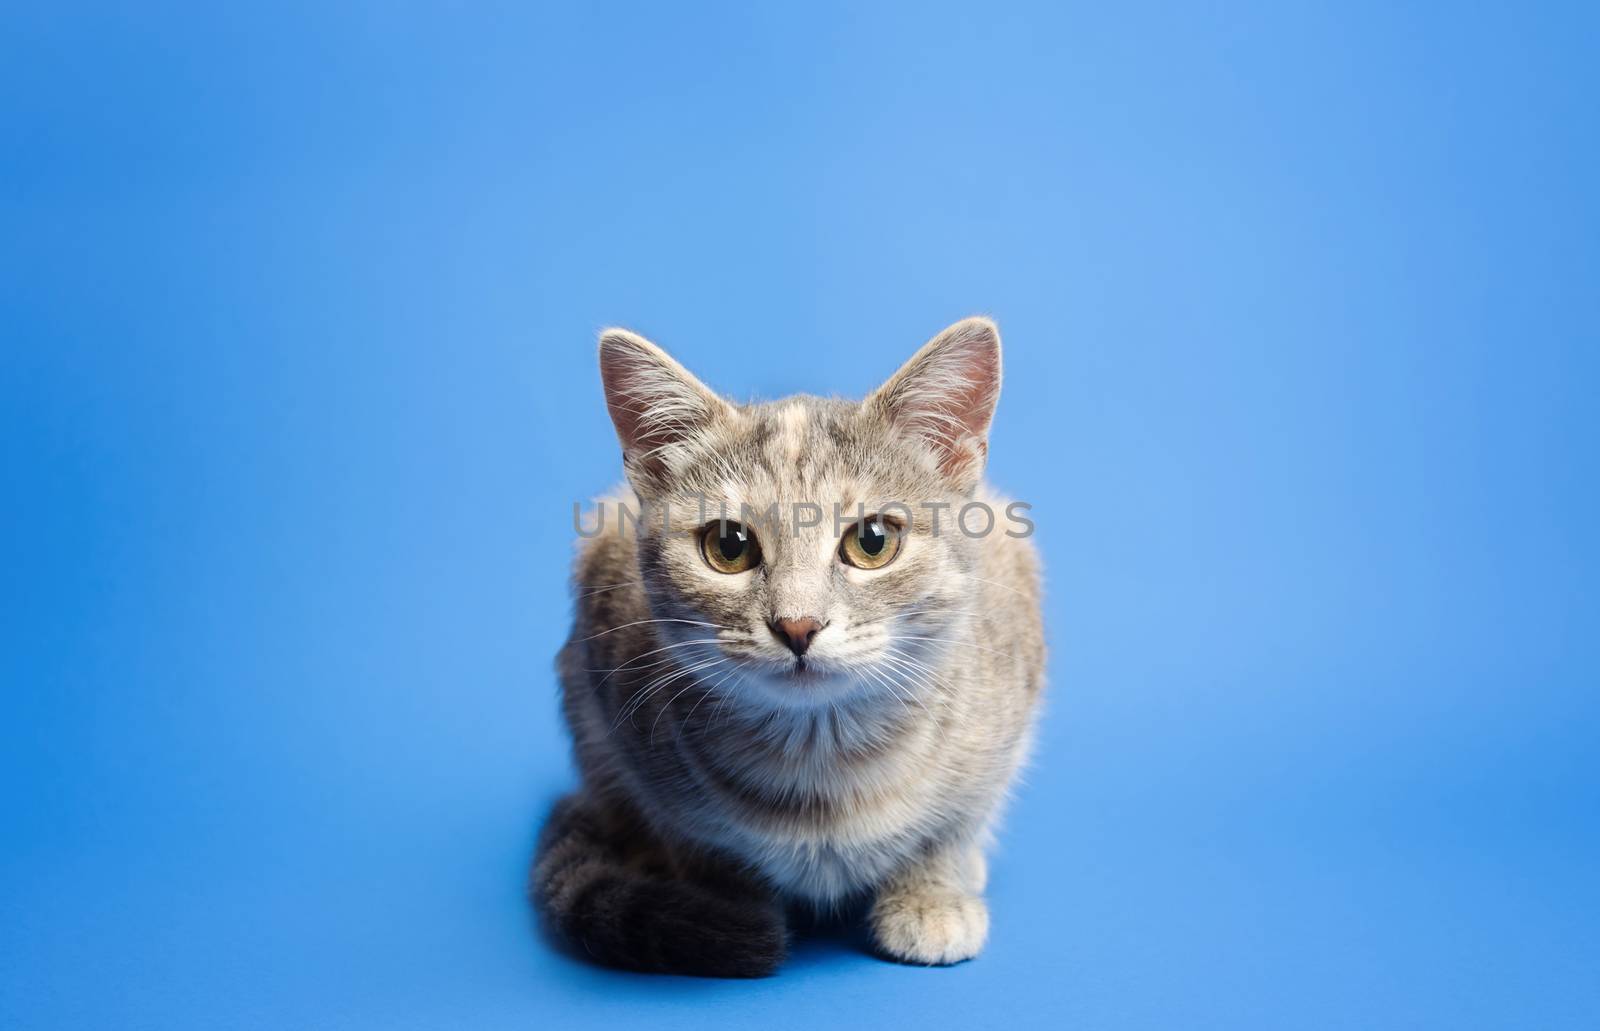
[700,521,763,574]
[839,515,903,570]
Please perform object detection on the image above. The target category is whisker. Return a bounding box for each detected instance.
[889,635,1010,658]
[588,638,723,684]
[579,617,729,643]
[876,656,947,736]
[857,663,917,721]
[951,571,1034,600]
[882,646,969,684]
[651,661,728,744]
[576,579,646,597]
[676,661,745,742]
[615,656,727,731]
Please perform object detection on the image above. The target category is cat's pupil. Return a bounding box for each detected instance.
[859,520,886,555]
[718,527,746,561]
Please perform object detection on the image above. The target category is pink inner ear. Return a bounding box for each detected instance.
[947,344,1000,440]
[599,351,655,457]
[598,330,726,469]
[929,354,996,477]
[884,323,1001,481]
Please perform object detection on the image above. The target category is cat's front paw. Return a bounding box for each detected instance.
[869,887,989,966]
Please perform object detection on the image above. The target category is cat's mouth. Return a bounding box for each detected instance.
[771,656,836,684]
[733,651,870,709]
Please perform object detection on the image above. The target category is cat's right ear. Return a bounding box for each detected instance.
[598,328,732,487]
[868,317,1002,493]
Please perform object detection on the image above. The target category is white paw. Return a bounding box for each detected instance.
[870,888,989,966]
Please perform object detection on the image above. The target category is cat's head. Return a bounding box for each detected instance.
[597,318,1003,712]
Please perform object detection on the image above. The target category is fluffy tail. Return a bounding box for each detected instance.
[530,794,786,978]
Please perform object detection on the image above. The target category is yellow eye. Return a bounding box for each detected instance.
[839,515,903,570]
[701,521,762,574]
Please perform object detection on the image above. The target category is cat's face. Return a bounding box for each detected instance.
[598,319,1002,713]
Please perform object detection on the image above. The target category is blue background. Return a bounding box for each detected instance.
[3,3,1596,1028]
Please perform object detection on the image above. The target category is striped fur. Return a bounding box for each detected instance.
[531,794,786,977]
[532,318,1046,974]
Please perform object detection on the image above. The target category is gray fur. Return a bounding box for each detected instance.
[532,318,1046,972]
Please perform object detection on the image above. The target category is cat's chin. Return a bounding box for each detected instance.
[776,660,832,682]
[739,661,863,710]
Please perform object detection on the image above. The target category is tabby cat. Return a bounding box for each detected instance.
[531,317,1045,976]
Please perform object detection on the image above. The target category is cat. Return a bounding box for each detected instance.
[531,317,1045,976]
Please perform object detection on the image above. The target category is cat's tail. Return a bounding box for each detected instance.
[530,793,787,978]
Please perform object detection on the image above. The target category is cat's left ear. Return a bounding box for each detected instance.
[598,327,734,489]
[868,317,1002,492]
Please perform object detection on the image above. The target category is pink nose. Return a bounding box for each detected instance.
[769,616,823,657]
